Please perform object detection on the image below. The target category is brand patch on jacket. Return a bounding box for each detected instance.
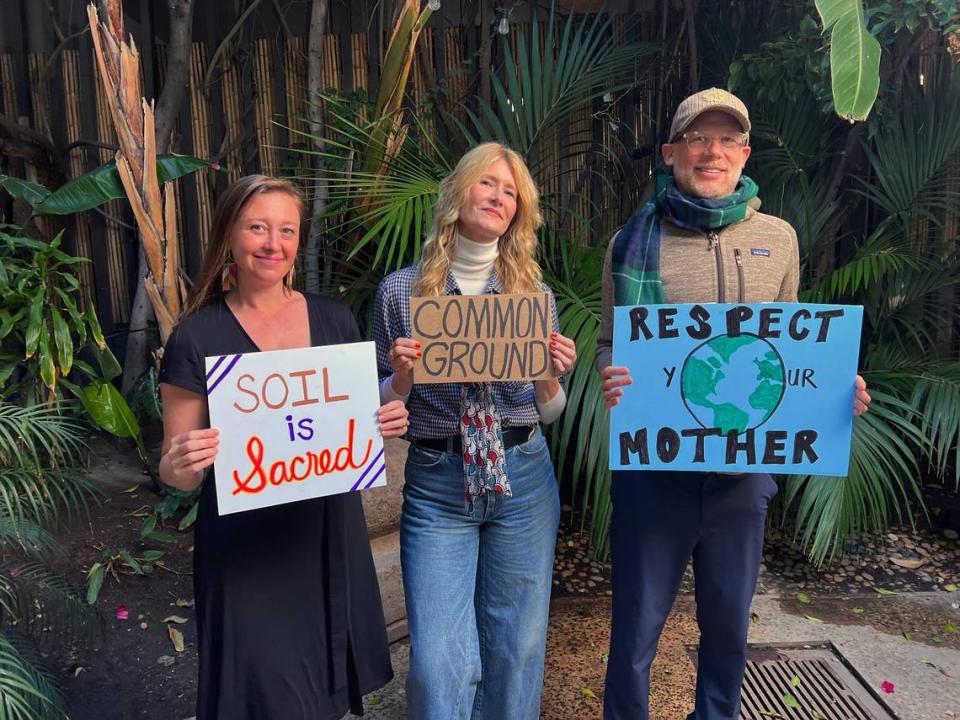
[750,248,771,257]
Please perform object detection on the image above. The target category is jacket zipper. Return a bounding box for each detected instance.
[708,231,724,302]
[734,248,745,303]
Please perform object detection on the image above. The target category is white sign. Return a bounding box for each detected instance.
[204,341,385,515]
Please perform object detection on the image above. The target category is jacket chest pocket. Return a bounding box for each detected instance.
[732,247,782,302]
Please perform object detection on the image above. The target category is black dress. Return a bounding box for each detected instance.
[159,294,392,720]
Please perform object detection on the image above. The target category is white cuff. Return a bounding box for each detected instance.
[379,375,410,405]
[536,385,567,424]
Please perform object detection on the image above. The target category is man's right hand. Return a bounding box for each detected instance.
[601,366,632,409]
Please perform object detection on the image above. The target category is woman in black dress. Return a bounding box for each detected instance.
[158,175,409,719]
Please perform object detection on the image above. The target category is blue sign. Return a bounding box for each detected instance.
[609,303,863,475]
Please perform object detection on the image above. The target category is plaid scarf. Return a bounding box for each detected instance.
[611,172,759,304]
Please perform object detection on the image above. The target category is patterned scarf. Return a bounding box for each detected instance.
[460,383,510,505]
[612,171,759,304]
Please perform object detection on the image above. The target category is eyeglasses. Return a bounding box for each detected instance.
[675,131,749,149]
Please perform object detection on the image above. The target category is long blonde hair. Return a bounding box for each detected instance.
[415,142,543,296]
[182,175,305,317]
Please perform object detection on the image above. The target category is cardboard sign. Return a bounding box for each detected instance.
[410,293,555,383]
[609,303,863,475]
[205,341,385,515]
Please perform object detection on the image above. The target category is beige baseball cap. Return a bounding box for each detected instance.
[668,88,751,141]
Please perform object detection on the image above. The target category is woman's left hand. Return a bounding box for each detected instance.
[549,332,577,376]
[378,399,410,439]
[854,374,871,416]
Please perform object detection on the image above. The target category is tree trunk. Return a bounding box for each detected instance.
[121,249,153,394]
[155,0,196,155]
[306,0,329,294]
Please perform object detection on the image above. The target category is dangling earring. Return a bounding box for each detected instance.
[284,265,295,290]
[221,256,238,293]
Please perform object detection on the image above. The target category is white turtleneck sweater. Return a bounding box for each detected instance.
[380,233,567,423]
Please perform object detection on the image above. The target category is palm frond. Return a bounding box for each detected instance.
[781,389,926,564]
[0,404,86,470]
[460,10,658,173]
[863,361,960,488]
[544,244,614,558]
[0,467,98,531]
[853,74,960,224]
[802,239,922,303]
[0,632,65,720]
[0,562,99,648]
[0,513,55,558]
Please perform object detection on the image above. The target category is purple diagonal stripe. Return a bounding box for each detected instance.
[206,354,242,395]
[350,447,385,491]
[205,354,227,380]
[362,462,386,490]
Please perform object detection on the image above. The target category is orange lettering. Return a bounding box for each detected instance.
[290,369,320,407]
[233,374,260,413]
[262,373,289,409]
[322,367,349,403]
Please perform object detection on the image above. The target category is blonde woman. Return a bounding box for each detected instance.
[373,143,577,719]
[159,175,408,719]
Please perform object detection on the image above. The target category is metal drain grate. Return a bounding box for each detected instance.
[739,644,898,720]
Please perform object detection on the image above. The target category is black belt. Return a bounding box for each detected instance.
[411,425,535,455]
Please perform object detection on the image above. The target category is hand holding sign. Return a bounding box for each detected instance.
[387,338,421,396]
[378,399,410,438]
[601,366,632,409]
[165,427,220,483]
[854,375,871,416]
[548,332,577,375]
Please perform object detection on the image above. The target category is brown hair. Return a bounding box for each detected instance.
[181,175,306,317]
[414,142,543,296]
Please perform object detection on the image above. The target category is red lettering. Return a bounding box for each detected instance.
[269,460,289,485]
[290,455,311,481]
[232,435,267,494]
[229,420,374,497]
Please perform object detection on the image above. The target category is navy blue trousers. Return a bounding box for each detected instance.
[603,471,778,720]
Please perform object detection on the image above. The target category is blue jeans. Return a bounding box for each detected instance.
[603,471,778,720]
[400,427,560,720]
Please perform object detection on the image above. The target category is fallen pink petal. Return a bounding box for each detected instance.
[9,567,20,578]
[116,605,129,621]
[881,681,895,694]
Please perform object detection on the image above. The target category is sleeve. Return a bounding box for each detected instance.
[372,276,410,403]
[594,235,617,373]
[536,385,566,424]
[776,224,801,302]
[534,284,567,423]
[158,320,206,396]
